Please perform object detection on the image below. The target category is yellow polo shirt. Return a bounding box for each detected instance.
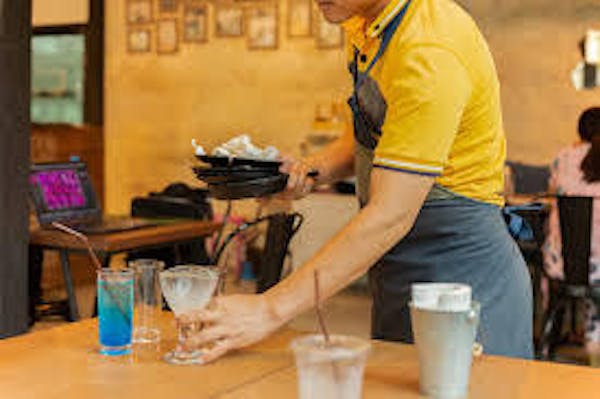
[345,0,506,206]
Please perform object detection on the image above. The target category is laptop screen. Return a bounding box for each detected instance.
[30,162,101,225]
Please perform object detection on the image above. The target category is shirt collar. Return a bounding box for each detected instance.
[343,0,410,48]
[367,0,410,38]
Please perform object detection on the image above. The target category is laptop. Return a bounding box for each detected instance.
[29,162,156,234]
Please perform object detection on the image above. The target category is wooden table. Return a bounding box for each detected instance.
[2,313,598,399]
[30,220,220,321]
[505,194,553,207]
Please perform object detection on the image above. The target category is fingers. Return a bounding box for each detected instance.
[272,153,319,200]
[186,324,230,348]
[285,161,315,199]
[178,294,280,364]
[179,308,220,324]
[200,339,232,364]
[279,154,295,174]
[286,162,303,191]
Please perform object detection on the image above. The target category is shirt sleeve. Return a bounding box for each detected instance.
[373,46,472,176]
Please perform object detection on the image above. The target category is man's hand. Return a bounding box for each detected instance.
[272,130,354,201]
[183,294,284,364]
[279,155,317,199]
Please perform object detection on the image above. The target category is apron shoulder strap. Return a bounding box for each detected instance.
[354,0,412,87]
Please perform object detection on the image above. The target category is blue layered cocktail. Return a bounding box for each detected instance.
[98,269,134,356]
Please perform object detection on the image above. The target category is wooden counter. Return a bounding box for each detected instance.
[30,220,221,253]
[2,313,598,398]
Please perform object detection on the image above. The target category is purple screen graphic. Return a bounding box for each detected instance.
[31,169,88,211]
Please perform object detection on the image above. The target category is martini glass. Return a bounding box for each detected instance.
[159,265,219,365]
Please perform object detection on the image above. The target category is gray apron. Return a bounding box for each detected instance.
[348,2,533,358]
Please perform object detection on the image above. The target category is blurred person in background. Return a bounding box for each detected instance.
[543,107,600,366]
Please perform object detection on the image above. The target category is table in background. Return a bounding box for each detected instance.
[30,220,220,321]
[1,313,599,399]
[506,195,552,339]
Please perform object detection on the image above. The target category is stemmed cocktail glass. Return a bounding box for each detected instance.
[159,265,219,365]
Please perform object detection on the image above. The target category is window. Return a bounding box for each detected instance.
[31,33,85,124]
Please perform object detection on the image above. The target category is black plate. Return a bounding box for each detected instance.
[196,155,282,169]
[193,166,279,184]
[193,165,279,174]
[207,174,289,200]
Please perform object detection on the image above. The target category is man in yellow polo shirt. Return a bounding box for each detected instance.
[189,0,533,360]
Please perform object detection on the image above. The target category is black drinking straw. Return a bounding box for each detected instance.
[52,222,132,326]
[314,270,341,381]
[313,270,330,344]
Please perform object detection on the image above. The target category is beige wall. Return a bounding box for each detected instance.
[32,0,88,26]
[101,1,598,212]
[105,1,349,213]
[476,3,600,164]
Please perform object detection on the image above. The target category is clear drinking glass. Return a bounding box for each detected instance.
[130,259,164,344]
[290,334,371,399]
[159,265,220,365]
[97,268,134,356]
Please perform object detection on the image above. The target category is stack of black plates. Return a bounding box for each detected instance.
[193,155,288,200]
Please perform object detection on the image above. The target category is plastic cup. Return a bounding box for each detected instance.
[130,259,164,344]
[97,268,134,356]
[290,335,371,399]
[585,30,600,64]
[411,283,471,312]
[410,302,481,399]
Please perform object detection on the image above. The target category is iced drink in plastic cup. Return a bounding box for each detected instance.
[290,335,371,399]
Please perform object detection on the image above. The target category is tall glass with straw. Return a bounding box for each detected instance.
[97,268,134,355]
[52,222,134,356]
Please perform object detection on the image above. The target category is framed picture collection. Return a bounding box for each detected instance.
[124,0,343,54]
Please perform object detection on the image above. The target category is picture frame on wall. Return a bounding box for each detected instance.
[246,3,278,50]
[159,0,180,13]
[126,0,153,24]
[287,0,311,38]
[127,28,152,53]
[315,11,342,49]
[157,19,179,54]
[183,1,208,43]
[214,3,244,38]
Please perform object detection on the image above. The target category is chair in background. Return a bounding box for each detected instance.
[213,213,304,294]
[505,203,550,343]
[537,196,600,359]
[505,161,550,344]
[256,213,304,293]
[127,183,214,267]
[505,161,551,343]
[505,161,550,195]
